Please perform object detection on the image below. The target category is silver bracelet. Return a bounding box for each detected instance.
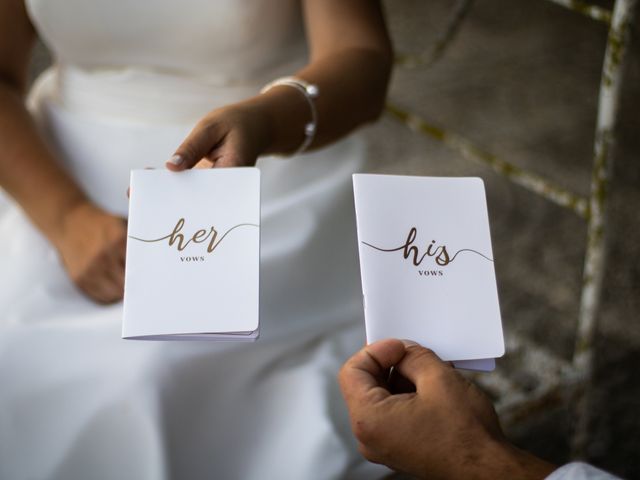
[260,76,319,156]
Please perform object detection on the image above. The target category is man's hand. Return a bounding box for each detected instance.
[338,339,556,480]
[54,202,127,304]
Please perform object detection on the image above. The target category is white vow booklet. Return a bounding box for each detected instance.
[122,168,260,340]
[353,174,504,371]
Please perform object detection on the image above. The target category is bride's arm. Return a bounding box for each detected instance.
[0,0,88,239]
[168,0,392,169]
[277,0,393,151]
[0,0,127,304]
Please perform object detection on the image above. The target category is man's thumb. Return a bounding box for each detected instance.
[396,340,448,390]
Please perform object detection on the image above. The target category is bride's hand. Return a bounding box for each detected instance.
[166,102,272,170]
[53,202,127,304]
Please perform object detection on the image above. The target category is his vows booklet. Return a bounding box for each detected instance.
[353,174,504,371]
[122,168,260,341]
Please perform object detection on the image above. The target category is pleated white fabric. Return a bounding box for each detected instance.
[0,0,389,478]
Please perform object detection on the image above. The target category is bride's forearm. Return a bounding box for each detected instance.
[251,47,392,156]
[0,82,88,244]
[0,0,88,245]
[244,0,392,157]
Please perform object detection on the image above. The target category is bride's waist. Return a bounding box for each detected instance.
[29,65,262,125]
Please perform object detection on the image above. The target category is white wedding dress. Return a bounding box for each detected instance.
[0,1,389,478]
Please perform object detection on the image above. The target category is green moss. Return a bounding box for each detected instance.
[567,0,612,23]
[421,124,445,141]
[575,335,592,354]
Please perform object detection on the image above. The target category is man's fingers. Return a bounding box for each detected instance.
[388,367,417,394]
[167,122,225,171]
[339,339,407,408]
[395,341,450,392]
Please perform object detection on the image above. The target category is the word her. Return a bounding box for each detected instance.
[167,218,221,253]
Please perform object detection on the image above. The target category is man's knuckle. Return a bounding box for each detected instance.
[337,365,348,384]
[73,268,90,285]
[425,367,454,389]
[418,346,437,358]
[95,250,110,266]
[357,443,381,464]
[109,235,126,251]
[94,295,111,305]
[409,347,440,367]
[352,417,378,445]
[357,443,371,460]
[432,368,450,383]
[194,118,211,131]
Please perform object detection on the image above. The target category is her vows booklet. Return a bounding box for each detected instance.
[122,168,260,341]
[353,174,504,371]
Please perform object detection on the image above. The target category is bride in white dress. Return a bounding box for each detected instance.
[0,0,392,478]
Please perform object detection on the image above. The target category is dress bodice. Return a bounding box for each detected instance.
[26,0,305,84]
[25,0,308,125]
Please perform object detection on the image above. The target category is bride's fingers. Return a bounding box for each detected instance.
[82,272,121,304]
[107,263,125,294]
[168,121,226,171]
[213,151,244,168]
[194,158,215,169]
[211,133,254,168]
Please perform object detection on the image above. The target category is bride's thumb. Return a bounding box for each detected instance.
[166,121,221,171]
